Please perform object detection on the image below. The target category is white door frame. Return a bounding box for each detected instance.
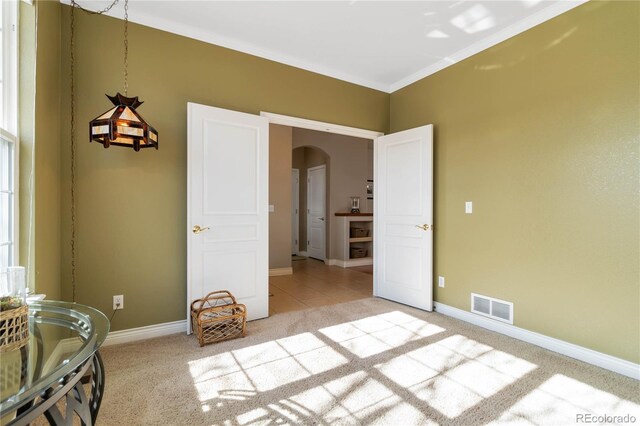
[291,168,300,255]
[261,112,383,140]
[306,165,327,261]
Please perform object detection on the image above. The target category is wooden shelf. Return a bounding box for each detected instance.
[336,215,373,268]
[349,237,373,243]
[348,256,373,261]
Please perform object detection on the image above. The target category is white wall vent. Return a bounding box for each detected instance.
[471,293,514,324]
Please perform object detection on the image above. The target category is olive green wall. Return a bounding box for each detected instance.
[54,5,388,331]
[19,1,62,299]
[34,1,62,300]
[268,124,293,270]
[390,1,639,363]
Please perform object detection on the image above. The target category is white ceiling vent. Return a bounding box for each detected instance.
[471,293,514,324]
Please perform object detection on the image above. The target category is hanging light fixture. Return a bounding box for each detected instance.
[88,0,158,151]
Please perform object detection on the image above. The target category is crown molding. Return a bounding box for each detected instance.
[388,0,588,92]
[59,0,390,92]
[60,0,588,94]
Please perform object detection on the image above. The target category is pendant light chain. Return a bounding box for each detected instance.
[70,0,121,16]
[70,3,77,302]
[69,0,125,302]
[124,0,129,96]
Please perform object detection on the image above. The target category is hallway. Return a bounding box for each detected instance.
[269,259,373,315]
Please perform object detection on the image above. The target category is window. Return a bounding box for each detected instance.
[0,0,18,269]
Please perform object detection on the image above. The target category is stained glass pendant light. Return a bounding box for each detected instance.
[88,0,158,151]
[90,93,158,151]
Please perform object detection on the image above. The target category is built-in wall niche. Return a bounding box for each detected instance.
[335,213,373,268]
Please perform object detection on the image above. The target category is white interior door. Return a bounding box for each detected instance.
[307,165,326,261]
[291,169,300,255]
[187,102,269,330]
[374,125,433,311]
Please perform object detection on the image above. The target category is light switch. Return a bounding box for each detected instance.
[269,204,275,213]
[465,201,473,214]
[438,276,445,288]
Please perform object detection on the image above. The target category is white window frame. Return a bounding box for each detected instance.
[1,0,19,268]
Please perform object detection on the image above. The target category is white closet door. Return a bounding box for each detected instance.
[374,125,433,311]
[307,165,326,260]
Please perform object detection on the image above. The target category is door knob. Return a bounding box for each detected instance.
[192,225,210,234]
[415,224,431,231]
[319,217,325,221]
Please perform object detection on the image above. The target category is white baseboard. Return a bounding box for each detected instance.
[434,302,640,380]
[100,303,639,380]
[103,319,188,347]
[326,258,373,268]
[269,267,293,276]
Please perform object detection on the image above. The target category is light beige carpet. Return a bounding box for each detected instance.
[98,298,639,425]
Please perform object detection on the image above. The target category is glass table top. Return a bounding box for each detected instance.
[0,300,109,417]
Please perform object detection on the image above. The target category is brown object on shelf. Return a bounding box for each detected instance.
[0,304,29,352]
[350,247,367,258]
[190,290,247,347]
[350,228,369,238]
[335,212,373,216]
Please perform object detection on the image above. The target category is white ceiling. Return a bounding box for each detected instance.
[71,0,587,93]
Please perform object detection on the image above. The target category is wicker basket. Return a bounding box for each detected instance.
[350,228,369,238]
[190,291,247,347]
[350,247,367,258]
[0,304,29,352]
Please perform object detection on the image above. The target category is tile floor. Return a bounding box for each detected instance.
[269,258,373,315]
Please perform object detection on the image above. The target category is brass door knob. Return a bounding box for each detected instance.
[192,225,210,234]
[415,224,431,231]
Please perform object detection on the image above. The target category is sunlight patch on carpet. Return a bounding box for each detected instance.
[188,332,349,400]
[235,407,269,425]
[494,374,640,424]
[287,371,435,425]
[319,311,445,358]
[376,334,538,418]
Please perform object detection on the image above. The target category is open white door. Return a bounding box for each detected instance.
[291,169,300,255]
[374,125,433,311]
[187,102,269,330]
[307,165,326,260]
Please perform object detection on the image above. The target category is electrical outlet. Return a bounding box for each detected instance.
[438,276,445,288]
[113,295,124,310]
